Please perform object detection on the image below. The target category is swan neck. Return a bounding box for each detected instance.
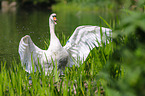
[48,19,62,49]
[49,19,55,34]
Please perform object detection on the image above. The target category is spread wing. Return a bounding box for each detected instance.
[18,35,45,73]
[63,26,112,66]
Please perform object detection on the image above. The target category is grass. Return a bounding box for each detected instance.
[0,28,113,95]
[1,0,145,95]
[2,10,145,95]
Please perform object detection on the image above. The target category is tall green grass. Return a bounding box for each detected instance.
[3,12,145,95]
[2,7,145,96]
[0,26,113,95]
[1,0,145,95]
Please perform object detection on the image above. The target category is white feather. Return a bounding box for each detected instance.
[64,26,112,66]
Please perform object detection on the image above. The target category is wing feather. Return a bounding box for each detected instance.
[18,35,45,73]
[64,26,112,66]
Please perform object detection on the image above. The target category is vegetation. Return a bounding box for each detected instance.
[3,0,142,10]
[0,0,145,96]
[0,32,113,95]
[106,10,145,96]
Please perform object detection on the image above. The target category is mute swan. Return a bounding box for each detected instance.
[19,13,112,75]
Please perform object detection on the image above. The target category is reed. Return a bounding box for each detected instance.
[1,0,145,95]
[0,24,114,95]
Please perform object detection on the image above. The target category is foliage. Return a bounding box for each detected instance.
[1,0,145,95]
[102,9,145,96]
[0,29,113,95]
[52,0,115,12]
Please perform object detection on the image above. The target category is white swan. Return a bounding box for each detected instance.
[18,13,112,75]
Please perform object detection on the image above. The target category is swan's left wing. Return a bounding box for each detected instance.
[63,26,112,66]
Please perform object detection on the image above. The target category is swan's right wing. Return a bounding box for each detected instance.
[64,26,112,66]
[18,35,45,73]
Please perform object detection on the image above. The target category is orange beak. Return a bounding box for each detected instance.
[53,17,57,24]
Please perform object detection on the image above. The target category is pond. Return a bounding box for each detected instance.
[0,8,117,67]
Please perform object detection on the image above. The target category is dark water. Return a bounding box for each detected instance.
[0,9,116,66]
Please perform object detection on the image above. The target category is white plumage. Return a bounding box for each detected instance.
[18,13,112,75]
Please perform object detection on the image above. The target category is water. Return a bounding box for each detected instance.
[0,8,116,66]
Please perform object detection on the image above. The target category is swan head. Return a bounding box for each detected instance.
[49,13,57,25]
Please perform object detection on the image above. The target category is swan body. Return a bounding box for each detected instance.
[18,13,112,75]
